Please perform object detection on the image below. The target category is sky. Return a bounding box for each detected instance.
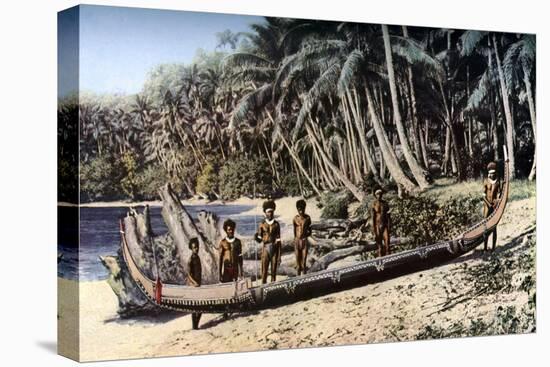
[58,5,263,97]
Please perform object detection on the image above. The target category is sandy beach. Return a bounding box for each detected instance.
[58,196,535,362]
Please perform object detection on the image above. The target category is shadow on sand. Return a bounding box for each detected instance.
[103,310,183,326]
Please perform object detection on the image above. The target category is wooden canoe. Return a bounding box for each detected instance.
[120,147,510,313]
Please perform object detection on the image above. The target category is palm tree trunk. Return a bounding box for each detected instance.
[492,33,516,179]
[523,73,536,180]
[341,97,361,183]
[349,89,380,181]
[262,139,279,183]
[306,123,365,201]
[382,25,430,189]
[365,83,417,193]
[419,125,429,168]
[265,112,321,196]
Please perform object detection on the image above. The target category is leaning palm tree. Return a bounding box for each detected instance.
[461,30,517,179]
[503,34,536,180]
[381,24,431,189]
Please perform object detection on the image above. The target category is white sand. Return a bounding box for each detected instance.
[58,197,535,362]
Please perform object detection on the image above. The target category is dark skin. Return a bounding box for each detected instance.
[372,192,390,257]
[187,242,201,287]
[256,209,281,284]
[293,205,311,276]
[187,241,202,329]
[482,170,502,251]
[218,226,243,282]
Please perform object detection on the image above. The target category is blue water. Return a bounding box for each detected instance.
[57,204,282,281]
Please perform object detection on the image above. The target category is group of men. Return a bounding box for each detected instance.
[185,161,503,329]
[185,198,312,329]
[217,198,312,286]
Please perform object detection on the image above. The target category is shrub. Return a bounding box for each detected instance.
[136,164,170,200]
[219,155,273,200]
[279,173,313,197]
[354,193,483,251]
[80,155,123,202]
[195,163,219,196]
[120,152,140,200]
[319,191,353,219]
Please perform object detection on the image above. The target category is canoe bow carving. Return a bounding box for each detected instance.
[120,147,510,313]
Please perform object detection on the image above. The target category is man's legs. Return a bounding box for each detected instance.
[375,229,382,257]
[270,253,277,282]
[261,247,269,284]
[383,227,390,256]
[301,241,308,274]
[295,240,302,275]
[491,227,498,251]
[192,313,202,329]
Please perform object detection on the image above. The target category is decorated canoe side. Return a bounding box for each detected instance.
[120,147,510,314]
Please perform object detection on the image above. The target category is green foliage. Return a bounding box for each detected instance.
[464,235,536,295]
[279,173,313,197]
[80,155,124,202]
[354,194,483,250]
[141,63,187,105]
[120,152,140,200]
[136,164,170,200]
[509,180,536,202]
[196,163,219,195]
[319,191,353,219]
[219,155,273,200]
[58,158,78,202]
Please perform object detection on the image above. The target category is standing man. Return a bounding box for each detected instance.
[371,189,391,257]
[255,199,282,284]
[483,162,502,251]
[293,199,312,276]
[218,219,243,283]
[187,238,202,330]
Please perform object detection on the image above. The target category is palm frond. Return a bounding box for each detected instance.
[229,83,273,129]
[292,62,341,141]
[222,53,272,71]
[391,35,444,77]
[337,49,365,97]
[460,30,488,57]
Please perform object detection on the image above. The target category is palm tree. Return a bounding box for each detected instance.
[503,34,536,180]
[381,24,431,189]
[461,30,516,179]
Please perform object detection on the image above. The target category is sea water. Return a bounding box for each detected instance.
[57,204,280,281]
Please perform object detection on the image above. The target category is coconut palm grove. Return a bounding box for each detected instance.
[57,16,536,204]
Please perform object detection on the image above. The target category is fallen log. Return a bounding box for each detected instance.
[159,183,218,284]
[308,245,374,273]
[310,236,411,255]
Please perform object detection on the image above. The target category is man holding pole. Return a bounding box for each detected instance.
[255,199,282,284]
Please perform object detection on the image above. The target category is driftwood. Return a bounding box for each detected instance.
[311,236,411,255]
[159,184,218,284]
[308,245,372,273]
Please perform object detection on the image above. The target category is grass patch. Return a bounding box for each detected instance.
[425,178,535,204]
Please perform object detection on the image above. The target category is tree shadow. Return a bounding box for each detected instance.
[35,340,57,354]
[199,310,260,330]
[449,228,534,266]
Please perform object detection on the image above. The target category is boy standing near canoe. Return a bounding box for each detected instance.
[293,199,312,276]
[218,219,243,283]
[187,238,202,330]
[482,162,502,251]
[255,199,282,284]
